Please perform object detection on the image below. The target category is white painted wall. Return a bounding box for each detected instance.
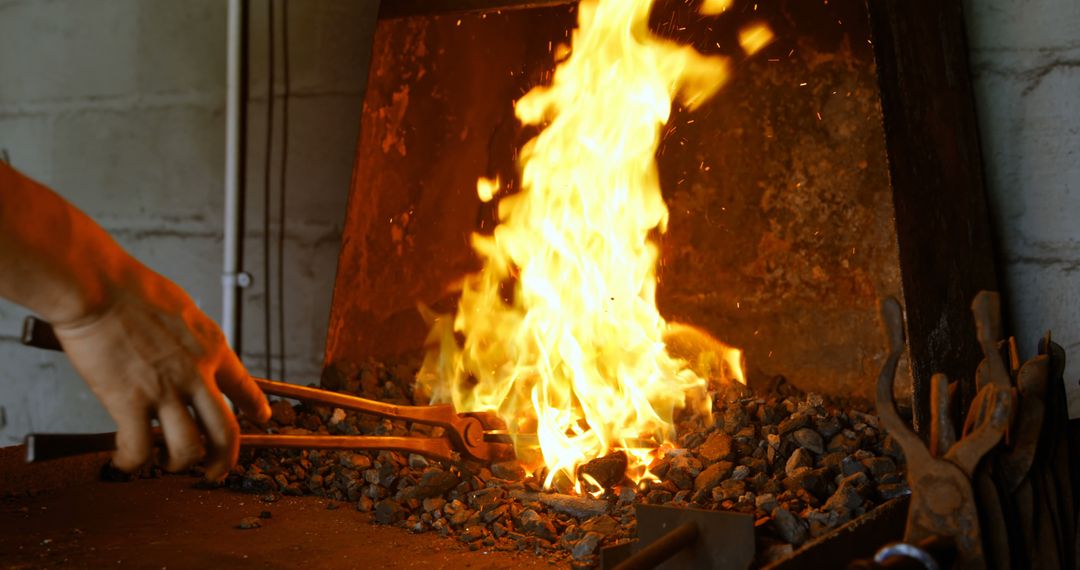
[963,0,1080,414]
[0,0,379,444]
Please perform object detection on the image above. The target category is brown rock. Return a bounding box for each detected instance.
[270,400,296,426]
[694,461,734,492]
[491,461,526,481]
[237,517,262,530]
[578,451,628,489]
[699,432,734,462]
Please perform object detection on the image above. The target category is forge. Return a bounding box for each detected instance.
[9,1,1077,569]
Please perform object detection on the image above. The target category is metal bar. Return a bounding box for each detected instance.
[613,522,699,570]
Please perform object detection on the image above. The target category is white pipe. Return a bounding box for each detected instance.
[223,0,243,348]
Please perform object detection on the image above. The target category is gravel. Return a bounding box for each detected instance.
[233,362,905,566]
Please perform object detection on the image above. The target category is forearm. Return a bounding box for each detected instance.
[0,162,136,325]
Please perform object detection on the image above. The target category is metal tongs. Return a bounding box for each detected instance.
[20,316,515,465]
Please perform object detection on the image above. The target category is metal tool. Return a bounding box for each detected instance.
[19,316,515,465]
[599,504,755,570]
[876,294,1014,570]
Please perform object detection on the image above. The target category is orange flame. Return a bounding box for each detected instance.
[419,0,748,488]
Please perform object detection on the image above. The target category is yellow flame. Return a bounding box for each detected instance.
[738,23,774,56]
[699,0,733,16]
[418,0,745,488]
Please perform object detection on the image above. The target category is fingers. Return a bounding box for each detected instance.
[112,403,154,472]
[191,386,240,482]
[215,349,271,423]
[157,399,205,472]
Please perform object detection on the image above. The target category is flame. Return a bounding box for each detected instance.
[419,0,748,488]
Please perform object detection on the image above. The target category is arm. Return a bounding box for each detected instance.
[0,162,270,481]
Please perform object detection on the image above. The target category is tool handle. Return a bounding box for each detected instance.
[22,315,63,351]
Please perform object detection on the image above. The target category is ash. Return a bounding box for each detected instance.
[233,362,907,567]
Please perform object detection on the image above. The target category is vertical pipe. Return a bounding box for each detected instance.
[223,0,248,351]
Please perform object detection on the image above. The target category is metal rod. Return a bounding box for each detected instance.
[613,521,699,570]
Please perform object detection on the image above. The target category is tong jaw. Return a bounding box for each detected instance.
[876,293,1015,569]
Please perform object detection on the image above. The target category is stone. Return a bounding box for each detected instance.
[785,448,813,476]
[878,482,911,500]
[782,468,831,501]
[269,400,296,426]
[407,469,460,499]
[771,507,807,545]
[237,517,262,530]
[373,499,406,525]
[694,461,733,492]
[356,496,374,512]
[460,526,485,543]
[778,413,812,435]
[422,497,446,513]
[491,461,526,481]
[824,481,864,512]
[259,510,272,519]
[519,509,557,541]
[755,493,778,513]
[699,432,734,462]
[666,455,703,490]
[731,465,751,481]
[861,457,897,479]
[539,494,609,519]
[580,515,619,536]
[792,428,825,455]
[329,408,347,425]
[572,532,603,560]
[578,451,628,489]
[408,454,429,469]
[449,508,474,527]
[617,486,636,505]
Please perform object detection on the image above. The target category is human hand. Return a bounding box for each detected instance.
[51,262,270,481]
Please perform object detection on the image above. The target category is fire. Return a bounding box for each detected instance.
[419,0,750,488]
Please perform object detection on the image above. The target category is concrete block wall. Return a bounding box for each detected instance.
[0,0,379,444]
[963,0,1080,414]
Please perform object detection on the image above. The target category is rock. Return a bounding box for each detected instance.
[699,432,734,462]
[572,532,603,560]
[407,469,460,499]
[483,504,510,524]
[329,408,347,425]
[460,526,485,543]
[731,465,751,481]
[814,415,843,439]
[666,455,703,490]
[539,494,609,518]
[711,479,747,502]
[408,454,429,469]
[449,508,474,527]
[468,487,506,511]
[792,428,825,455]
[771,507,807,545]
[269,400,296,426]
[617,486,636,505]
[755,493,778,513]
[374,499,406,525]
[785,448,813,476]
[783,468,831,501]
[778,413,812,435]
[422,497,446,513]
[828,430,861,454]
[491,461,526,481]
[259,510,272,519]
[694,461,734,492]
[356,496,374,512]
[580,515,619,536]
[237,517,262,530]
[578,451,628,489]
[824,481,863,512]
[519,509,557,541]
[861,457,897,480]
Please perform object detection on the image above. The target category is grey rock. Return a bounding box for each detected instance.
[792,428,825,455]
[539,494,609,518]
[771,507,807,545]
[373,499,406,525]
[572,532,603,560]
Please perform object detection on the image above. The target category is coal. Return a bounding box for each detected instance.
[578,451,628,489]
[235,360,904,566]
